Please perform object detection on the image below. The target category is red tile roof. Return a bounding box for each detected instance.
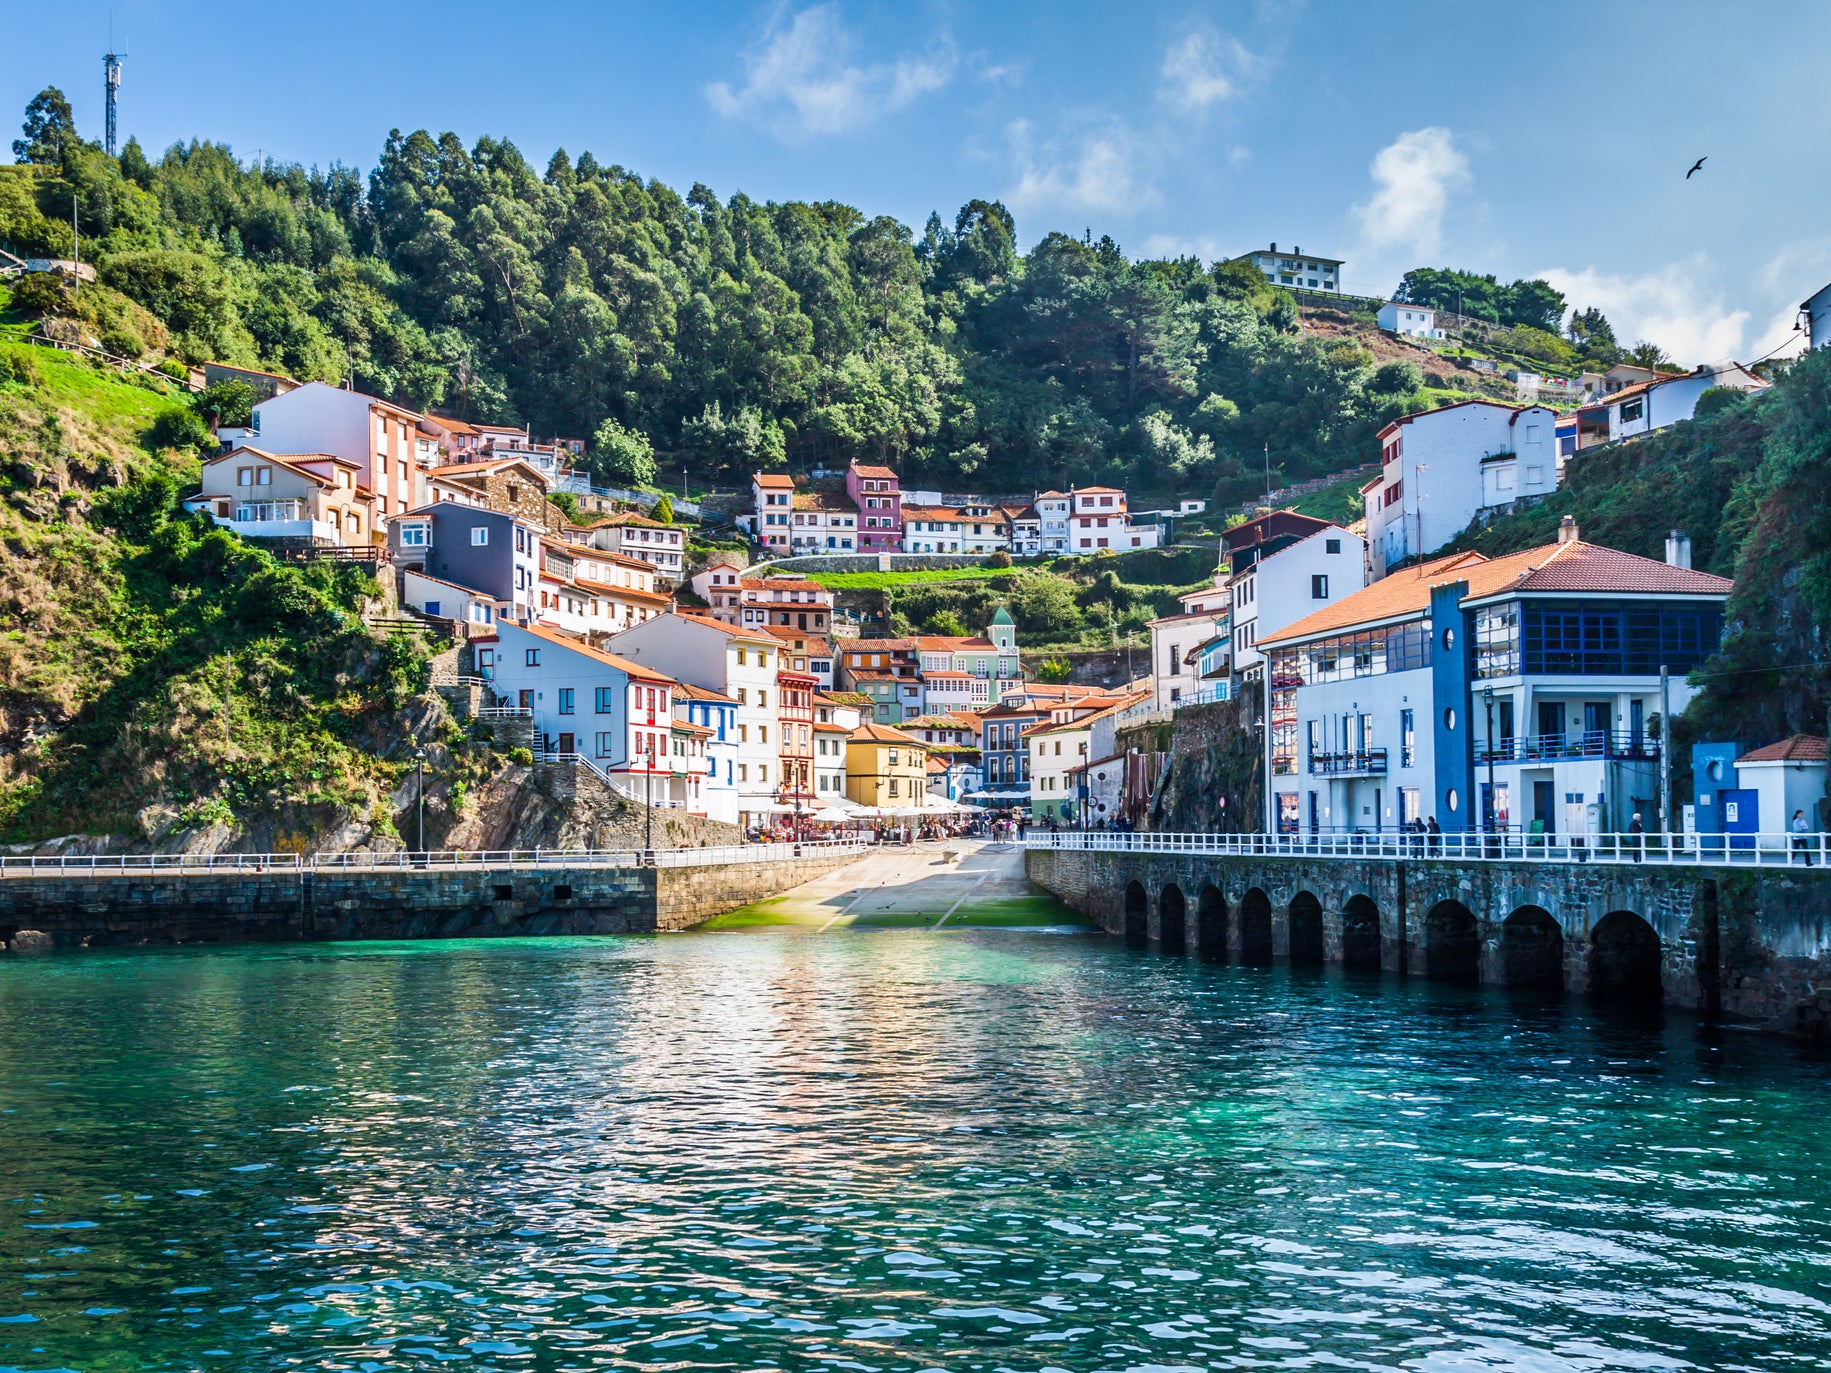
[850,463,898,480]
[753,473,795,489]
[1739,736,1828,764]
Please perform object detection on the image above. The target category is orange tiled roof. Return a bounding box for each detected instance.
[1739,736,1827,764]
[754,473,795,488]
[516,621,676,684]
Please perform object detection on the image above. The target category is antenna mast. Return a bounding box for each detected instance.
[103,30,124,158]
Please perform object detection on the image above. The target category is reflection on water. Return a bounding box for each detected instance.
[0,931,1828,1371]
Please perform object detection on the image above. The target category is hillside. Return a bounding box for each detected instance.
[0,322,454,846]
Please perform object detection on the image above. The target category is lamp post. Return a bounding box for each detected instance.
[413,745,427,853]
[1482,686,1497,842]
[644,736,655,853]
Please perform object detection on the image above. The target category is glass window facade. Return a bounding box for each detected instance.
[1267,622,1431,687]
[1473,598,1723,678]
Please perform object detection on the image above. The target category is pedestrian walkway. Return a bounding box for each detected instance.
[703,839,1086,930]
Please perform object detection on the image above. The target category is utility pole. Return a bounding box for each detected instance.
[71,194,79,296]
[1659,665,1672,839]
[222,652,232,740]
[1263,443,1272,508]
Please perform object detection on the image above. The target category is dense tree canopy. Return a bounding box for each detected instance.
[4,92,1469,499]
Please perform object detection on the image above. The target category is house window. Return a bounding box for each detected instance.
[1326,538,1341,554]
[399,523,428,547]
[557,688,575,715]
[236,467,253,486]
[1620,396,1645,424]
[525,649,540,666]
[1312,574,1329,599]
[596,732,616,758]
[471,526,489,546]
[595,687,615,713]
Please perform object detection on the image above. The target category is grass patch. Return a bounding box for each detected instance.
[805,565,1015,590]
[1285,471,1367,527]
[945,895,1092,927]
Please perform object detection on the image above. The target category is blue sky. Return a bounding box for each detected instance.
[6,0,1826,363]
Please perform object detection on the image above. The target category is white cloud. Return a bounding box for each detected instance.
[1352,127,1469,257]
[1160,26,1263,111]
[1003,120,1155,217]
[1538,258,1750,366]
[705,4,954,139]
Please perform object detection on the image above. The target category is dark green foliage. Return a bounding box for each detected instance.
[1396,267,1567,333]
[13,87,76,166]
[147,404,213,452]
[193,379,256,427]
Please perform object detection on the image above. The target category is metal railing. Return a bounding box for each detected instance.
[1308,748,1388,776]
[1476,730,1659,763]
[0,837,874,877]
[1023,829,1831,869]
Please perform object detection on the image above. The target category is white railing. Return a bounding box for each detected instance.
[430,670,491,689]
[0,837,874,877]
[475,705,531,719]
[1023,829,1831,869]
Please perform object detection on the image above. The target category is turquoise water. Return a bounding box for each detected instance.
[2,932,1830,1372]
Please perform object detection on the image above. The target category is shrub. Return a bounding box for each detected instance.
[1370,359,1424,395]
[509,746,534,766]
[156,358,191,382]
[1693,386,1749,420]
[193,379,256,427]
[922,608,969,636]
[147,405,214,452]
[653,494,674,524]
[0,345,42,388]
[984,549,1012,568]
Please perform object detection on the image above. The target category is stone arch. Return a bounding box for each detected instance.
[1424,899,1480,984]
[1238,888,1273,965]
[1196,885,1228,959]
[1502,906,1564,990]
[1159,884,1187,953]
[1341,894,1381,969]
[1123,881,1149,947]
[1288,891,1325,966]
[1590,910,1662,1004]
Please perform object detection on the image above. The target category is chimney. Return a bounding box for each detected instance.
[1665,530,1692,569]
[1557,514,1579,545]
[1269,242,1276,253]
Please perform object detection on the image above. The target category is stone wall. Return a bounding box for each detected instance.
[1027,845,1831,1037]
[0,848,867,949]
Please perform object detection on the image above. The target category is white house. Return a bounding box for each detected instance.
[249,381,438,525]
[1006,504,1042,556]
[954,504,1012,556]
[1377,302,1443,338]
[1035,492,1072,554]
[1803,283,1831,351]
[1026,691,1149,824]
[1067,487,1160,552]
[1362,400,1561,580]
[605,612,784,825]
[1258,526,1730,841]
[1572,362,1768,452]
[789,492,859,553]
[1230,525,1367,678]
[812,694,866,802]
[483,622,679,802]
[902,506,967,553]
[1148,567,1231,710]
[576,513,687,586]
[1234,244,1343,293]
[1728,737,1827,851]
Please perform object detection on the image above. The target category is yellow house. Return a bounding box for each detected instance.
[844,721,929,808]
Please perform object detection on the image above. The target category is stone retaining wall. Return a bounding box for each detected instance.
[1027,847,1831,1037]
[0,849,865,949]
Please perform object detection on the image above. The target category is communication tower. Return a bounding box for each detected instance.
[103,46,123,157]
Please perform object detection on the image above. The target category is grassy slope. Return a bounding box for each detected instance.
[0,327,436,844]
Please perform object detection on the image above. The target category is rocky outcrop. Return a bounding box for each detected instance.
[1125,683,1264,833]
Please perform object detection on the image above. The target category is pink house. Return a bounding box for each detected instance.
[846,461,903,553]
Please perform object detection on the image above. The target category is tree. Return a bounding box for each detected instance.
[1629,339,1675,371]
[1566,306,1619,359]
[653,494,674,524]
[591,417,656,488]
[922,608,969,636]
[192,380,257,428]
[14,87,76,167]
[1498,278,1566,334]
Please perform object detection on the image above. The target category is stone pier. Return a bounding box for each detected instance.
[0,849,867,949]
[1027,846,1831,1037]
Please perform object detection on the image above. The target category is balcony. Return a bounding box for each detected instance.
[1308,749,1388,777]
[1479,731,1659,764]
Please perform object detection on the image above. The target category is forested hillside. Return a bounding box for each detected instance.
[3,91,1499,503]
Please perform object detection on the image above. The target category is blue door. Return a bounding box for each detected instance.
[1720,788,1759,851]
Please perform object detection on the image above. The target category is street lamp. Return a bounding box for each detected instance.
[1482,685,1497,841]
[413,745,427,853]
[644,736,656,854]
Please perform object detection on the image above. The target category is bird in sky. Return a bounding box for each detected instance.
[1686,156,1707,179]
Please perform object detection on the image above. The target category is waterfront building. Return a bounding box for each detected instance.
[673,682,741,824]
[1027,692,1148,824]
[605,612,784,825]
[1258,520,1731,840]
[484,622,680,803]
[844,721,929,808]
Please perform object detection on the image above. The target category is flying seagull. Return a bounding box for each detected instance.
[1686,156,1707,179]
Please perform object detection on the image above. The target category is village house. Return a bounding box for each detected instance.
[1026,692,1149,824]
[574,512,687,586]
[424,456,559,530]
[1229,522,1367,679]
[1005,504,1043,556]
[901,505,967,554]
[186,447,371,549]
[764,627,835,693]
[813,695,867,802]
[390,503,543,627]
[481,622,680,801]
[751,472,796,552]
[605,612,784,825]
[1233,243,1343,292]
[1034,491,1072,554]
[954,504,1012,556]
[844,721,929,809]
[789,492,858,553]
[1377,301,1444,338]
[1571,361,1768,452]
[1069,486,1161,552]
[847,462,903,553]
[733,577,835,634]
[249,380,440,524]
[1148,565,1232,711]
[1361,400,1562,580]
[673,682,741,825]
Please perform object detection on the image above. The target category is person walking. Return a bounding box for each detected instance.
[1627,811,1645,863]
[1793,808,1814,865]
[1426,815,1441,857]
